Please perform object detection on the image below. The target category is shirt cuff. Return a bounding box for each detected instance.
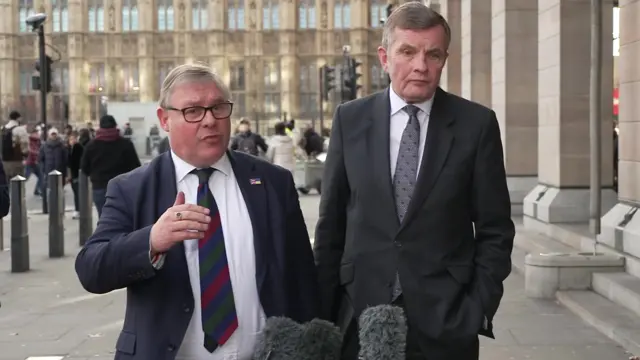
[149,250,166,270]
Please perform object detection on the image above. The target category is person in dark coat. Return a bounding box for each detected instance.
[38,127,68,185]
[68,129,87,218]
[80,115,141,217]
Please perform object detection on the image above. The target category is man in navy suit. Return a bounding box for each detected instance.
[75,63,319,360]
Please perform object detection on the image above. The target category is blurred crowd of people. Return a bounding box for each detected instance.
[155,116,330,179]
[1,110,140,217]
[2,108,330,218]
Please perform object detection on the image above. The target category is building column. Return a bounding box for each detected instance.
[599,1,640,257]
[208,0,228,88]
[0,0,18,118]
[138,0,156,102]
[523,0,615,224]
[279,0,299,121]
[68,0,90,125]
[440,0,461,95]
[460,0,491,107]
[491,0,538,215]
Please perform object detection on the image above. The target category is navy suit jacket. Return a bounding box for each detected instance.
[75,151,319,360]
[0,161,9,218]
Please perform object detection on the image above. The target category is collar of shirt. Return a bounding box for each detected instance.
[171,150,232,183]
[388,85,434,117]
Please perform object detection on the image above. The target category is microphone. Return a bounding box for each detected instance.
[358,305,407,360]
[253,317,343,360]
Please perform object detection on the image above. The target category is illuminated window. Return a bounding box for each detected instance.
[229,61,246,117]
[263,60,281,115]
[334,0,350,29]
[263,0,279,30]
[299,60,318,117]
[228,0,245,30]
[123,0,139,31]
[298,0,316,29]
[158,61,175,94]
[19,0,35,32]
[88,0,105,32]
[192,0,208,30]
[158,0,174,31]
[52,0,69,32]
[370,0,386,28]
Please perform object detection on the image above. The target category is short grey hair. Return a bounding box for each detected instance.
[382,2,451,49]
[159,62,232,108]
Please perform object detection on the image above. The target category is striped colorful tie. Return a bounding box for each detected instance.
[192,168,238,352]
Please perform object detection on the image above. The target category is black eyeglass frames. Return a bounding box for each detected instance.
[166,102,234,123]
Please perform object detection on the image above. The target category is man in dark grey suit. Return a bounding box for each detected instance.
[314,3,515,359]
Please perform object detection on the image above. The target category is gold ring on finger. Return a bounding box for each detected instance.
[176,212,183,221]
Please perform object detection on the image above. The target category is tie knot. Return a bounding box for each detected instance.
[403,105,420,118]
[191,168,215,185]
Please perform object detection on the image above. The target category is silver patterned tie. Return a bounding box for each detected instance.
[391,104,421,300]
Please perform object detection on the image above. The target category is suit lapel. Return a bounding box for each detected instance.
[227,151,269,292]
[152,152,191,293]
[155,151,178,219]
[401,88,455,229]
[369,89,400,230]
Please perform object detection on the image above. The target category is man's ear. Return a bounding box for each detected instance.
[157,107,170,132]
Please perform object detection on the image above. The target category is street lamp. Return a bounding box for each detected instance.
[26,13,49,214]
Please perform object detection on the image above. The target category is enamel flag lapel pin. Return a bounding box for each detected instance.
[250,178,262,185]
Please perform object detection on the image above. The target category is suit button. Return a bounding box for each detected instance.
[167,344,176,352]
[394,241,402,248]
[184,307,192,313]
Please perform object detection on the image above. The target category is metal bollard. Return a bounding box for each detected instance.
[78,170,93,246]
[48,170,64,258]
[10,176,29,273]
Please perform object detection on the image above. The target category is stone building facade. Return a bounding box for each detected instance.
[0,0,401,130]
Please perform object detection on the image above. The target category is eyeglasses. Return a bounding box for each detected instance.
[166,101,234,123]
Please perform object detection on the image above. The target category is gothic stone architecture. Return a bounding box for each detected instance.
[0,0,404,130]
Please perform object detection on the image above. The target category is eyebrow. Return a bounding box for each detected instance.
[183,98,227,107]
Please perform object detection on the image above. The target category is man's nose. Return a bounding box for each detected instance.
[201,109,217,127]
[412,53,429,72]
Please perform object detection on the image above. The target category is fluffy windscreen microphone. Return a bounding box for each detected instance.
[253,317,343,360]
[358,305,407,360]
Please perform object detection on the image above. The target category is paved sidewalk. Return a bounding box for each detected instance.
[0,195,633,359]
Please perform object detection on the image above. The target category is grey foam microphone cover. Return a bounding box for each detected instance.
[253,317,343,360]
[253,317,301,360]
[358,305,407,360]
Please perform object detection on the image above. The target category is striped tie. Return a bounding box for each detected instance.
[192,168,238,353]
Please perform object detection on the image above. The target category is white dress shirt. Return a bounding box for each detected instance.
[168,151,266,360]
[388,86,434,179]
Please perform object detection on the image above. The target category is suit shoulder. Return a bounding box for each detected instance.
[337,91,382,116]
[108,161,152,191]
[231,151,293,181]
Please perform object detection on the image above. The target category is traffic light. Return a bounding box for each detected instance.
[321,65,336,101]
[34,54,53,93]
[34,54,53,92]
[343,57,362,101]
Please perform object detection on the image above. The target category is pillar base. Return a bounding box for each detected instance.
[507,176,537,216]
[524,252,624,299]
[599,203,640,260]
[523,185,617,223]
